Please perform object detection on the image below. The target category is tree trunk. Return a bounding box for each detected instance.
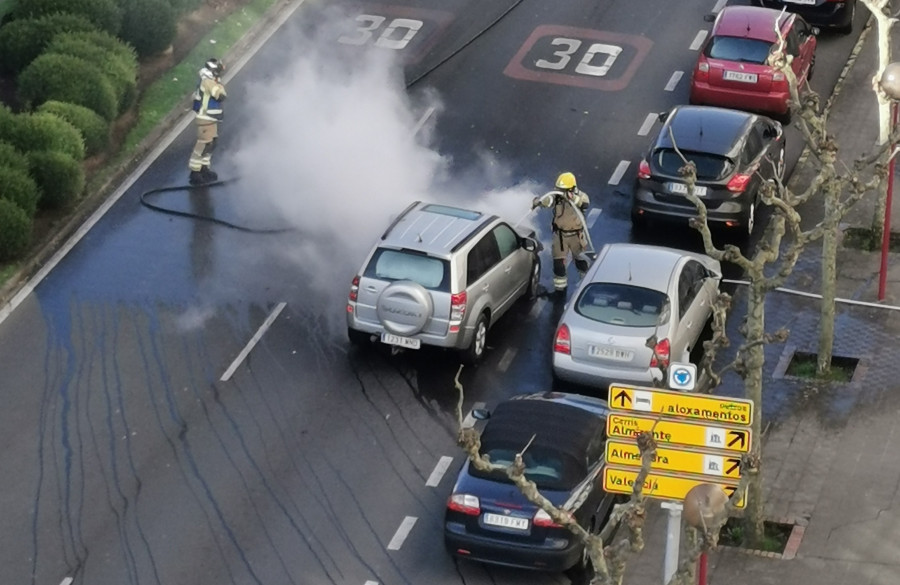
[742,282,765,548]
[818,182,839,374]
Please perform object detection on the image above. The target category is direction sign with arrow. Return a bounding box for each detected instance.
[609,384,753,426]
[606,412,752,453]
[605,439,743,479]
[602,465,745,508]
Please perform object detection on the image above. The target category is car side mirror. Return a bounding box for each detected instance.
[658,111,670,123]
[522,238,537,252]
[471,408,491,420]
[811,26,820,36]
[703,13,716,23]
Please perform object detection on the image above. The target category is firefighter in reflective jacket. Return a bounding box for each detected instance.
[189,58,227,186]
[532,172,591,292]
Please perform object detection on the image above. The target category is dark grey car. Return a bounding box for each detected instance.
[631,105,785,241]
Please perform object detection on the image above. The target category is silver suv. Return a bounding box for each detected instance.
[346,201,541,363]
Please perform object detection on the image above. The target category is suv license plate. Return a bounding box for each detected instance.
[381,333,421,349]
[483,513,529,531]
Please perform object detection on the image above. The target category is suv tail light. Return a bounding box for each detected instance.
[450,291,467,332]
[533,508,573,527]
[348,275,360,303]
[447,494,480,516]
[726,173,752,193]
[554,324,571,354]
[637,159,651,179]
[649,338,670,368]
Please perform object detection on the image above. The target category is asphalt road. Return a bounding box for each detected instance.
[0,1,867,584]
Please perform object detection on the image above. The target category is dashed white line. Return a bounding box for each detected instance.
[220,302,287,381]
[498,347,517,372]
[638,113,657,136]
[387,516,418,550]
[365,580,379,585]
[586,207,603,228]
[608,160,630,185]
[411,106,436,136]
[665,71,684,92]
[527,297,546,319]
[690,30,708,51]
[712,0,728,14]
[59,578,73,585]
[462,402,486,429]
[426,456,454,487]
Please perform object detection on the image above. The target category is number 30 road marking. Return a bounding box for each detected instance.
[536,38,623,77]
[338,15,423,50]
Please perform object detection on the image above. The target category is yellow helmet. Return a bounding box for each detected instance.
[555,172,577,191]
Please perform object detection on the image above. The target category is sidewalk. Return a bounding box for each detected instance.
[623,17,900,585]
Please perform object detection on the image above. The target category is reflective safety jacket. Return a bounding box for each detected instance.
[192,76,227,121]
[535,189,590,233]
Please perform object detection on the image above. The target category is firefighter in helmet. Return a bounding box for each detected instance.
[532,172,591,292]
[188,58,227,186]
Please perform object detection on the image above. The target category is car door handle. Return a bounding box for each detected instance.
[504,266,512,274]
[483,284,490,292]
[686,321,693,328]
[366,286,377,292]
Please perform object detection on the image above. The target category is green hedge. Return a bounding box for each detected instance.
[0,165,40,217]
[120,0,176,58]
[0,13,97,75]
[37,101,109,156]
[0,104,18,142]
[0,197,32,262]
[11,0,122,35]
[10,111,86,160]
[46,33,137,112]
[27,150,85,210]
[0,141,29,172]
[18,53,118,121]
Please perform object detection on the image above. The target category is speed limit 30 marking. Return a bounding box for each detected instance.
[337,4,453,64]
[504,25,652,90]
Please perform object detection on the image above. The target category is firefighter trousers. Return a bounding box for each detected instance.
[189,120,219,172]
[551,230,589,291]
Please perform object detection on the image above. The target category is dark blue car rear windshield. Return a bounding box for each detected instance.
[469,444,585,491]
[654,148,733,180]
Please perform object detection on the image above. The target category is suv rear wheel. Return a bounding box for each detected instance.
[461,313,488,364]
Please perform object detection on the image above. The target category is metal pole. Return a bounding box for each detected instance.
[698,551,708,585]
[661,501,683,584]
[879,101,897,301]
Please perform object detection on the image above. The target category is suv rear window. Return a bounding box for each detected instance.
[575,283,669,327]
[653,148,733,180]
[706,36,772,64]
[364,248,450,291]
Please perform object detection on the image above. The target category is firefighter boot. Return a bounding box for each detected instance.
[189,170,206,186]
[200,166,218,183]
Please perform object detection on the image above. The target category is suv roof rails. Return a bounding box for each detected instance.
[381,201,421,240]
[450,215,499,253]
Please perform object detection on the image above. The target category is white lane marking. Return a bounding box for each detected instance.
[410,106,436,137]
[59,578,74,585]
[690,30,708,51]
[462,402,486,429]
[0,0,310,328]
[365,581,379,585]
[426,456,454,487]
[638,113,656,136]
[608,160,630,185]
[387,516,417,550]
[527,297,545,319]
[665,70,684,92]
[586,207,602,228]
[498,347,516,372]
[712,0,727,14]
[220,302,287,381]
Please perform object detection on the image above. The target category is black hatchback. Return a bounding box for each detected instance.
[444,392,620,575]
[631,105,785,241]
[753,0,856,34]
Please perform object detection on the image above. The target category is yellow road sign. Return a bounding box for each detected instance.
[609,384,753,427]
[605,439,743,479]
[606,412,751,453]
[603,465,745,508]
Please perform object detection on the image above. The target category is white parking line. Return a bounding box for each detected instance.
[690,30,708,51]
[712,0,728,14]
[527,298,546,320]
[59,578,73,585]
[586,207,603,228]
[637,113,657,136]
[410,106,436,136]
[462,402,486,429]
[665,70,684,92]
[220,302,286,381]
[387,516,417,550]
[498,347,516,372]
[608,160,630,185]
[364,581,379,585]
[426,456,454,487]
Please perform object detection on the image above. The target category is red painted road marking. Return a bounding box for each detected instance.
[504,25,652,90]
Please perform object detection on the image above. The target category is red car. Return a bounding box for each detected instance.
[689,6,817,123]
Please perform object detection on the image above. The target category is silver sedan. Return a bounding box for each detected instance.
[552,243,721,391]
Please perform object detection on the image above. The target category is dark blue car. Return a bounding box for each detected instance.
[444,392,621,575]
[754,0,856,34]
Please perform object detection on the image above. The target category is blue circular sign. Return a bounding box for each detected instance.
[673,367,692,387]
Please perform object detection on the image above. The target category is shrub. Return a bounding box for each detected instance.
[27,150,85,210]
[0,166,41,217]
[120,0,176,58]
[18,53,118,121]
[0,104,19,142]
[11,0,122,35]
[0,141,29,172]
[37,101,109,156]
[0,198,32,262]
[46,33,138,112]
[165,0,204,14]
[11,112,86,160]
[0,13,97,75]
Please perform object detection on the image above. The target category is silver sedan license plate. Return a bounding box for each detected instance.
[483,513,529,531]
[589,345,633,361]
[381,333,421,349]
